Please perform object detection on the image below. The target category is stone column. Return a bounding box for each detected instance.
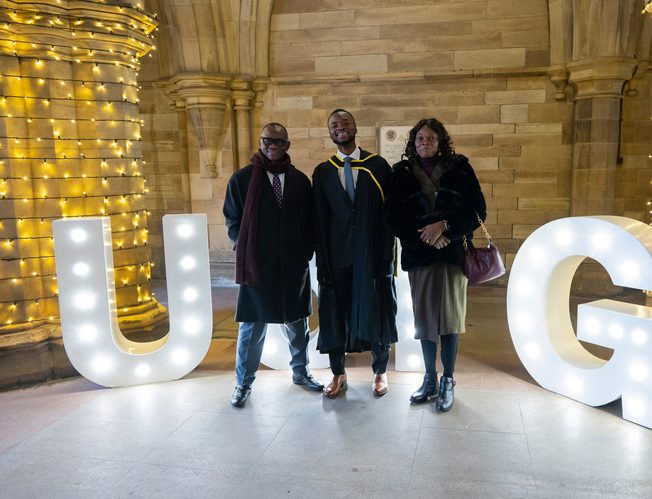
[567,57,637,215]
[250,79,269,150]
[231,79,254,170]
[163,74,231,179]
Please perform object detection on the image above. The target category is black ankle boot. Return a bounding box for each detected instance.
[410,372,438,404]
[436,376,455,412]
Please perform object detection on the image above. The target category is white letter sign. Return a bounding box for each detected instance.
[53,215,213,387]
[507,216,652,429]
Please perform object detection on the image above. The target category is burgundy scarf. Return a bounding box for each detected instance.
[235,150,292,286]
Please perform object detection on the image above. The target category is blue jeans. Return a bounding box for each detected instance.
[235,318,310,387]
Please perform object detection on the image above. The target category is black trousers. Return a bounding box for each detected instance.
[328,266,391,375]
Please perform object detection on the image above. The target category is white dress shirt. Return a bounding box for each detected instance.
[336,146,361,190]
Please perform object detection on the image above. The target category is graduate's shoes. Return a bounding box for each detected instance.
[230,385,251,408]
[292,373,324,391]
[323,374,347,398]
[373,373,388,397]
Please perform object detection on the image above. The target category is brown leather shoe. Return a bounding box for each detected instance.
[324,374,347,399]
[373,373,388,397]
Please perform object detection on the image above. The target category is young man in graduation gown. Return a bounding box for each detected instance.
[312,109,398,399]
[223,123,323,408]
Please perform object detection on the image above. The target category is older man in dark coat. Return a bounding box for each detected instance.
[223,123,323,408]
[313,109,398,399]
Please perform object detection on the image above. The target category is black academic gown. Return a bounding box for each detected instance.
[312,150,398,353]
[223,165,313,324]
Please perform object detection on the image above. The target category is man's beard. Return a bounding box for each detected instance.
[332,134,356,147]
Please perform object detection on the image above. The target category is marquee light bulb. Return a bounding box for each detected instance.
[180,256,195,270]
[135,363,151,377]
[93,356,112,373]
[183,318,200,335]
[176,224,193,239]
[609,324,624,340]
[74,291,96,310]
[78,324,97,342]
[73,262,90,276]
[263,341,278,355]
[70,228,87,243]
[183,287,198,302]
[407,354,421,368]
[555,229,572,247]
[631,329,647,345]
[629,363,648,382]
[171,349,189,364]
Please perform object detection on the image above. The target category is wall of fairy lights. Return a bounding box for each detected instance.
[0,0,157,328]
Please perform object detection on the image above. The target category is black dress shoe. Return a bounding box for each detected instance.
[436,376,455,412]
[292,373,324,391]
[230,385,251,408]
[410,372,438,404]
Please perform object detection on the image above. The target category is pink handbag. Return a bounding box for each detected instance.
[463,215,505,284]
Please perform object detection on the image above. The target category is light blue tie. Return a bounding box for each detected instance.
[343,156,355,202]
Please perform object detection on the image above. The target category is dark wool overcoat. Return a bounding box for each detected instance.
[385,154,487,271]
[313,150,398,352]
[223,164,313,323]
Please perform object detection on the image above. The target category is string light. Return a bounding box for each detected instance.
[0,2,157,327]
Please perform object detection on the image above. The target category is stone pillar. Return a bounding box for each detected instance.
[0,1,162,332]
[568,58,637,216]
[250,80,269,150]
[163,74,231,179]
[567,57,637,295]
[231,79,254,170]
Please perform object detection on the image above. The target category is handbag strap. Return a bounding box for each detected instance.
[463,212,492,251]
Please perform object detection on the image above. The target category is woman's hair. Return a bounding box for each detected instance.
[403,118,454,161]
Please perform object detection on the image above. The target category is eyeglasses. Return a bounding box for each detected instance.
[260,137,289,147]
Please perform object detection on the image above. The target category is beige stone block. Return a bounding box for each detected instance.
[427,33,502,52]
[404,107,458,123]
[276,96,313,110]
[387,52,454,72]
[501,30,549,48]
[469,156,499,170]
[360,95,426,108]
[447,123,515,135]
[465,145,522,157]
[471,16,549,34]
[518,198,570,211]
[315,55,387,74]
[309,26,380,42]
[498,210,567,225]
[525,48,550,67]
[287,128,310,139]
[430,3,488,22]
[493,134,562,146]
[381,21,471,39]
[271,30,312,44]
[312,95,360,110]
[453,134,494,147]
[431,90,484,106]
[486,90,546,104]
[512,224,540,239]
[477,169,514,183]
[271,41,340,59]
[516,123,563,134]
[454,48,525,70]
[487,0,548,18]
[500,104,528,123]
[341,38,429,56]
[528,102,573,122]
[271,58,315,75]
[271,13,300,31]
[486,196,518,210]
[353,6,431,26]
[299,10,356,30]
[458,105,500,124]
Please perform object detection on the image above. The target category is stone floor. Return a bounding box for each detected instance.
[0,285,651,498]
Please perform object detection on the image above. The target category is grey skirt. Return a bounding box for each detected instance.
[407,263,467,343]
